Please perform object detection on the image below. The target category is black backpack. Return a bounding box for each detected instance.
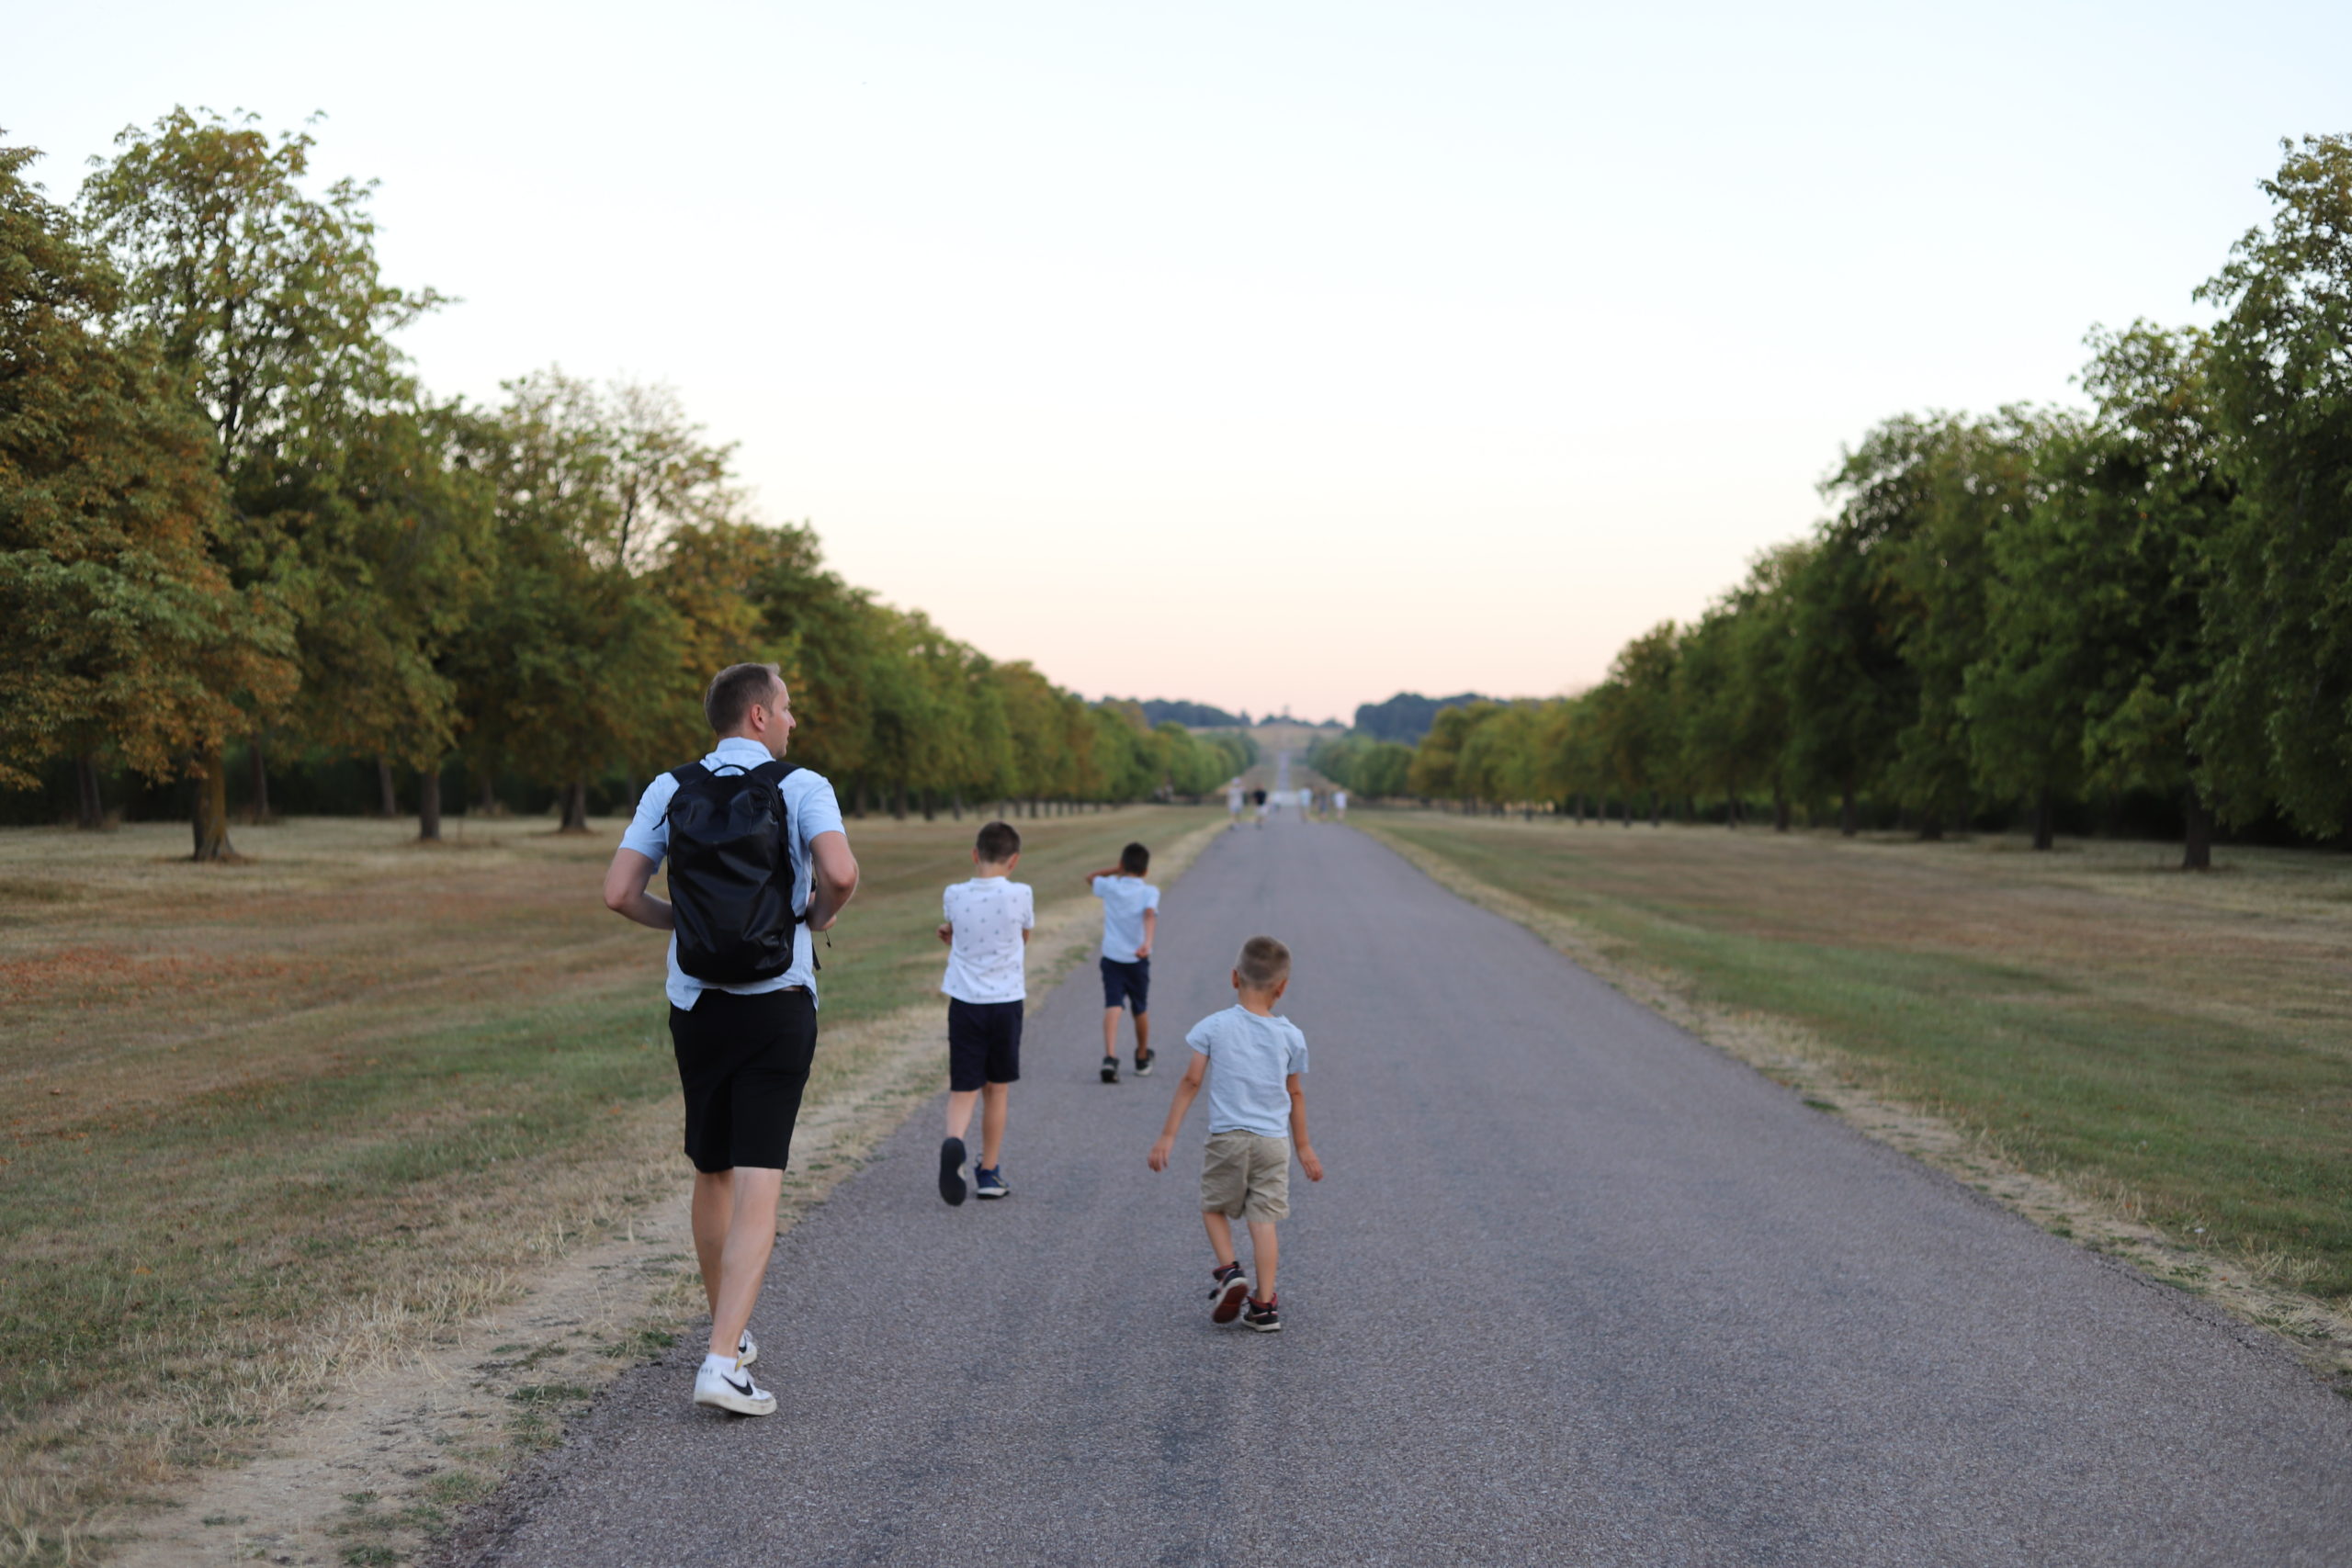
[664,758,801,983]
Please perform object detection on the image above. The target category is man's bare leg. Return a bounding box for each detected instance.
[691,1168,734,1317]
[979,1082,1009,1168]
[1134,1010,1151,1061]
[1102,1005,1123,1058]
[695,1166,784,1358]
[1203,1210,1239,1271]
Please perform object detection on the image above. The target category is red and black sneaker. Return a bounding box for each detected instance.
[1244,1295,1282,1333]
[1209,1263,1250,1325]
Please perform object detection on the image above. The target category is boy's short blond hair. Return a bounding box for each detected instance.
[1236,935,1291,989]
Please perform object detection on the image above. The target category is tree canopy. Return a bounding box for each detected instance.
[1311,134,2352,868]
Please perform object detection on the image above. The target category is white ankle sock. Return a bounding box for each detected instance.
[701,1352,737,1375]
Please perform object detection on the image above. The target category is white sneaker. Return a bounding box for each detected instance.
[737,1329,757,1370]
[694,1361,776,1416]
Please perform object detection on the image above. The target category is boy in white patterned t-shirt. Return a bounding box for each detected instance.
[933,820,1034,1204]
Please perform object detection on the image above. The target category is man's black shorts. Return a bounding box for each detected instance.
[669,987,817,1173]
[1100,955,1150,1014]
[946,998,1023,1092]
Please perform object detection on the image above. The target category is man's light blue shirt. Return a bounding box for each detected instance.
[619,737,846,1010]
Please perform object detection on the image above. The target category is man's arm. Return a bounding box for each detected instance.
[1148,1053,1208,1170]
[1288,1072,1322,1181]
[1136,907,1156,959]
[806,830,858,931]
[1082,865,1122,889]
[603,848,673,931]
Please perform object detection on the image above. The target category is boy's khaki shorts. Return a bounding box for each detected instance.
[1200,1130,1291,1221]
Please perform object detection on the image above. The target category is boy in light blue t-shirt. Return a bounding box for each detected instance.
[1086,841,1159,1083]
[1148,935,1323,1333]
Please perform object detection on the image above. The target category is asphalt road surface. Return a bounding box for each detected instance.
[458,815,2352,1567]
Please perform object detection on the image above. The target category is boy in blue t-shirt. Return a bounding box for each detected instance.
[1086,841,1159,1083]
[1148,935,1324,1332]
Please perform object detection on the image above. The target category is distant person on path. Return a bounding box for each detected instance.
[1331,788,1348,822]
[1253,788,1269,828]
[1087,841,1159,1083]
[1227,779,1246,829]
[603,662,859,1418]
[1148,935,1322,1332]
[934,820,1033,1204]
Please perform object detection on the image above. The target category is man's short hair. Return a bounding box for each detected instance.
[975,820,1022,863]
[705,662,782,733]
[1119,841,1150,875]
[1236,936,1291,989]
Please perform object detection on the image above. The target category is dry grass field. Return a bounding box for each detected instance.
[1363,811,2352,1322]
[0,804,1213,1566]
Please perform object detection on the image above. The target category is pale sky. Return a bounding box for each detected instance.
[9,3,2346,721]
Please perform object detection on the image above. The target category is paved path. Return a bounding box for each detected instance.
[460,817,2352,1566]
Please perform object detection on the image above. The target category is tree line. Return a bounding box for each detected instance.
[1313,136,2352,870]
[0,109,1254,856]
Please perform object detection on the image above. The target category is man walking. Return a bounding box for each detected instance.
[603,662,858,1417]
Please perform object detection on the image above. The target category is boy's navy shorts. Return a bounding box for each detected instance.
[669,987,817,1174]
[946,998,1023,1091]
[1100,956,1150,1014]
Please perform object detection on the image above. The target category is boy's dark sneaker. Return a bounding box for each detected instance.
[1134,1046,1154,1077]
[1101,1055,1119,1084]
[1244,1297,1282,1333]
[1210,1263,1250,1325]
[974,1166,1009,1199]
[938,1137,968,1206]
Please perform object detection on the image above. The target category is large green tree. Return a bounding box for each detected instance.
[1966,325,2230,861]
[0,138,293,843]
[78,107,447,851]
[2194,134,2352,836]
[455,372,707,830]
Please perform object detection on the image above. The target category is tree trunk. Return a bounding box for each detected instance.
[1650,790,1662,828]
[1918,811,1944,841]
[922,789,936,822]
[1772,787,1791,833]
[2182,790,2213,871]
[890,782,907,821]
[1727,794,1739,829]
[1839,786,1858,837]
[190,747,234,861]
[74,750,104,830]
[951,790,965,821]
[2031,785,2054,852]
[853,780,869,818]
[560,780,589,832]
[376,756,399,818]
[478,766,500,816]
[418,762,444,841]
[248,737,271,823]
